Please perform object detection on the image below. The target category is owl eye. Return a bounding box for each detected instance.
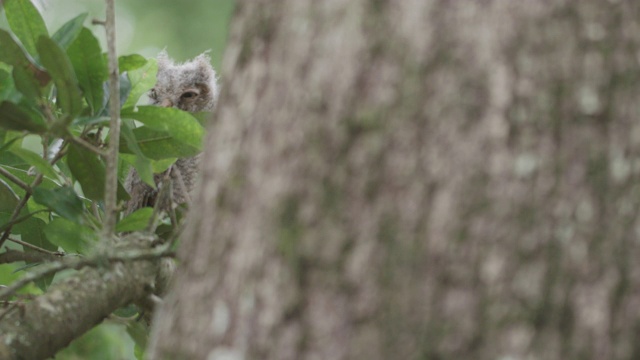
[181,91,199,99]
[149,88,157,99]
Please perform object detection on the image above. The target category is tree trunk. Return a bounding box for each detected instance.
[149,1,640,359]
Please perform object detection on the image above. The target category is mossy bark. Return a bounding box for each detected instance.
[0,245,159,359]
[150,1,640,359]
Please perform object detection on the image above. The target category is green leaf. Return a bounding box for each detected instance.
[120,120,146,158]
[52,13,88,50]
[126,321,149,357]
[36,36,83,121]
[67,28,106,115]
[121,106,204,149]
[0,130,25,150]
[26,197,50,221]
[0,153,27,174]
[12,66,41,100]
[119,154,154,189]
[123,59,157,108]
[14,217,57,252]
[71,116,110,128]
[120,126,200,160]
[44,217,97,253]
[10,147,58,179]
[56,323,137,359]
[0,29,50,90]
[32,186,84,223]
[0,70,21,103]
[0,178,19,212]
[150,158,177,173]
[0,101,47,133]
[0,165,58,196]
[34,270,54,291]
[120,120,153,185]
[67,143,105,201]
[118,54,147,73]
[100,72,131,117]
[113,304,139,318]
[117,179,131,203]
[0,29,32,67]
[119,72,132,109]
[116,208,153,232]
[0,263,41,296]
[0,30,46,84]
[4,0,49,59]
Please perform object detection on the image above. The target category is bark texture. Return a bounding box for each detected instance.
[0,241,160,359]
[150,1,640,359]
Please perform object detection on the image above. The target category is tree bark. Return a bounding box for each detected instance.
[149,1,640,359]
[0,241,160,359]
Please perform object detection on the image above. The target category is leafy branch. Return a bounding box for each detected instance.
[0,1,207,357]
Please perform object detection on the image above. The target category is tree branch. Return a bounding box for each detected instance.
[102,0,121,239]
[68,136,107,157]
[0,240,164,359]
[0,249,59,264]
[0,245,174,301]
[0,167,31,193]
[6,236,61,256]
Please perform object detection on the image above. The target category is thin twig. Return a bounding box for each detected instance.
[40,98,59,124]
[6,237,61,256]
[0,144,67,249]
[68,136,107,157]
[0,211,49,236]
[102,0,121,239]
[144,168,181,235]
[0,166,31,193]
[171,166,192,205]
[166,217,187,251]
[0,249,60,264]
[91,202,102,222]
[0,301,20,322]
[145,178,171,234]
[0,246,175,300]
[0,194,36,249]
[41,136,49,163]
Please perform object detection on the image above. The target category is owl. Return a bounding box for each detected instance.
[124,51,219,215]
[149,51,219,112]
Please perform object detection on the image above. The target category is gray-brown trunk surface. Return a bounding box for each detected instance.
[149,1,640,359]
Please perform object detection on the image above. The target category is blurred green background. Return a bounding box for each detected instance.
[1,0,235,68]
[0,1,234,358]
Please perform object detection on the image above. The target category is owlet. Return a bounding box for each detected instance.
[124,51,219,215]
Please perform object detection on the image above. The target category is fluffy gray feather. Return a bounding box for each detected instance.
[124,52,218,215]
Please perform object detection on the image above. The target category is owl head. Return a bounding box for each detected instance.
[148,51,219,112]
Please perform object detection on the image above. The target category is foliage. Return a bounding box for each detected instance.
[0,0,209,357]
[0,0,235,70]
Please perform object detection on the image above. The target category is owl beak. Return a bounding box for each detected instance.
[160,99,174,108]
